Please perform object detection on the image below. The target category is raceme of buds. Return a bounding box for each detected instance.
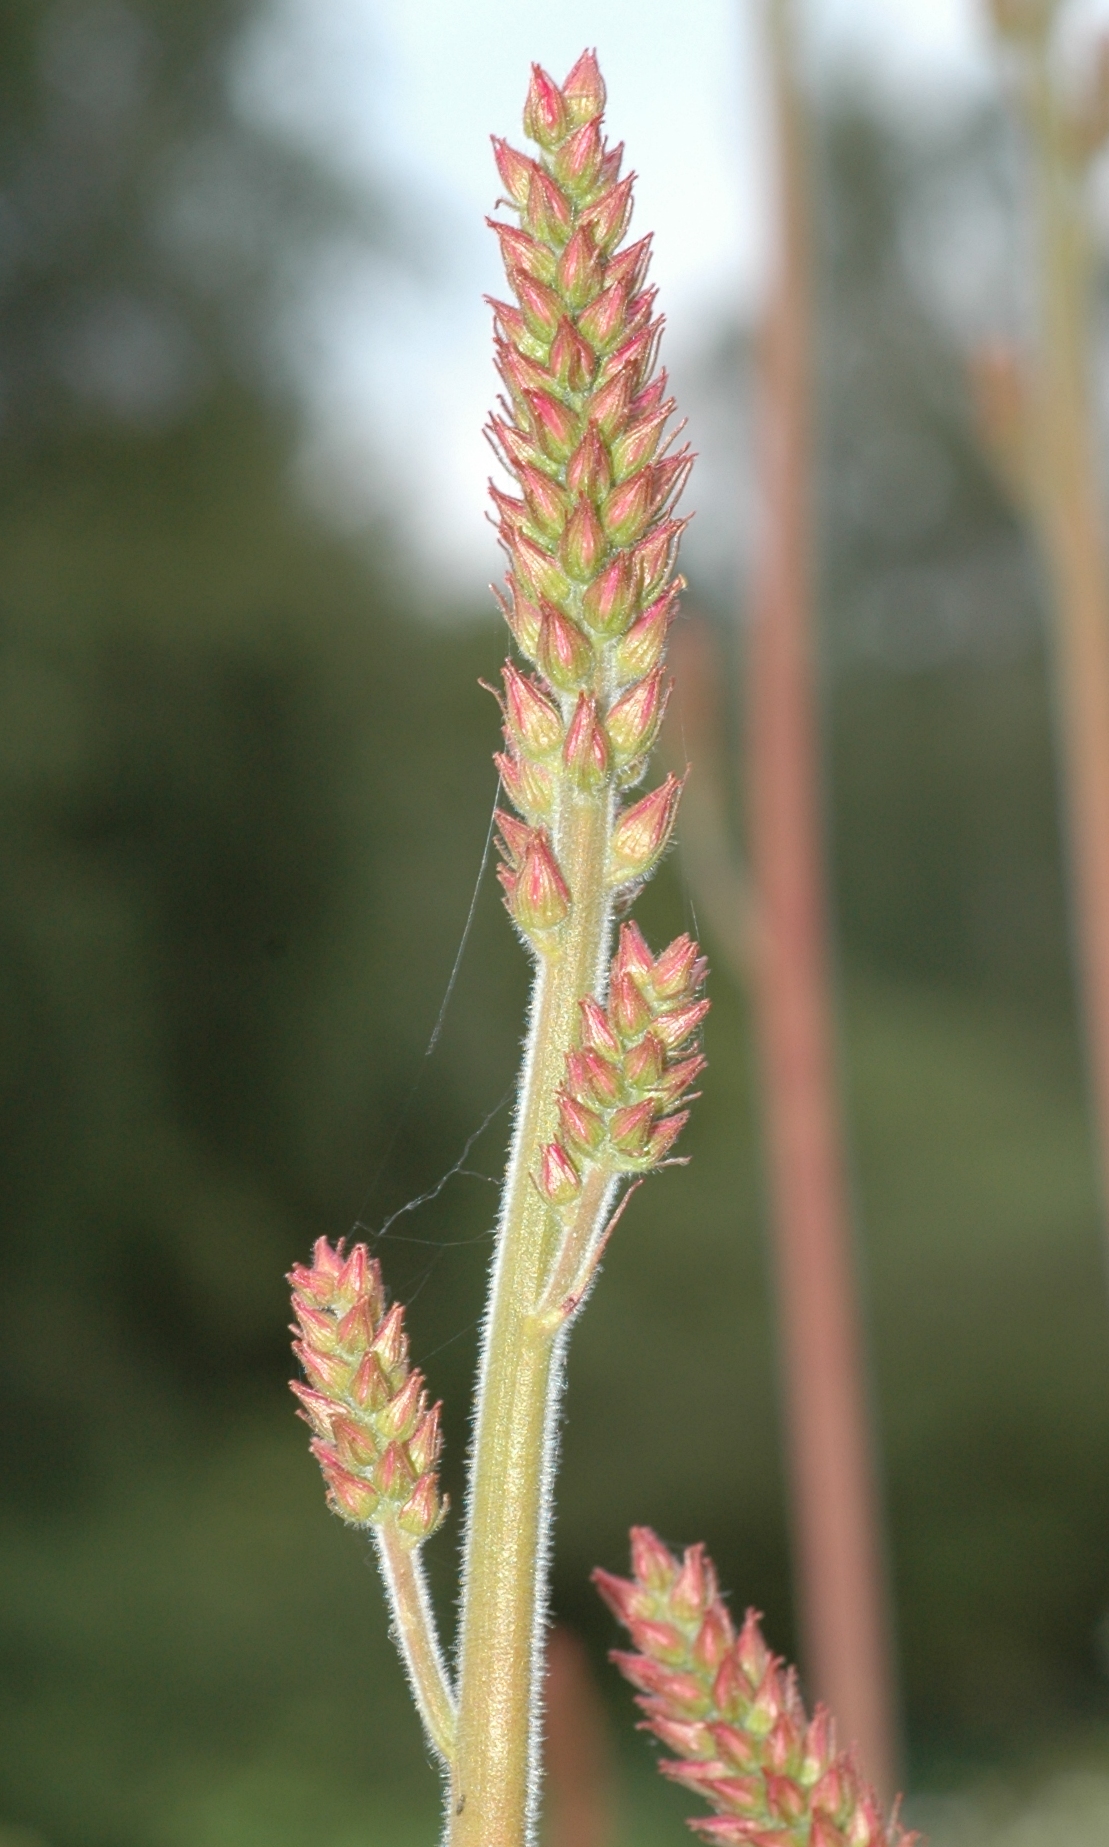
[536,920,708,1208]
[289,1238,446,1543]
[594,1530,918,1847]
[487,50,694,951]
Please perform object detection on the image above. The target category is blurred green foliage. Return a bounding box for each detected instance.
[0,8,1108,1845]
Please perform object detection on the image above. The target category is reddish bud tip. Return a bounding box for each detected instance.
[502,661,563,756]
[538,603,593,689]
[492,135,534,207]
[562,692,611,790]
[562,48,606,124]
[630,1525,679,1590]
[538,1140,582,1206]
[523,63,568,149]
[561,495,607,582]
[611,773,682,883]
[511,829,572,940]
[605,666,669,766]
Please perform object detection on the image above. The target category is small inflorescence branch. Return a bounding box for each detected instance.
[290,1237,446,1540]
[594,1529,917,1847]
[289,1239,456,1766]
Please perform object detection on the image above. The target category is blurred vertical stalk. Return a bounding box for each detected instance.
[1020,12,1109,1265]
[744,0,897,1795]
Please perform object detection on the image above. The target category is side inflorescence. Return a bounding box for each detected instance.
[289,1238,446,1542]
[595,1529,917,1847]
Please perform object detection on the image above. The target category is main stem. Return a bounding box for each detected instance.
[746,0,897,1796]
[1027,48,1109,1271]
[450,790,613,1847]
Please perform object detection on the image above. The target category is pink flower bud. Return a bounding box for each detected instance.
[562,48,606,123]
[566,1048,622,1107]
[802,1707,837,1782]
[577,278,633,353]
[538,604,593,690]
[591,1566,651,1625]
[288,1381,335,1436]
[589,365,634,439]
[502,662,562,755]
[602,469,655,545]
[294,1299,340,1352]
[397,1472,445,1540]
[493,580,542,657]
[495,337,549,404]
[605,666,669,765]
[566,422,612,499]
[633,516,688,600]
[378,1367,425,1442]
[609,970,653,1039]
[653,998,711,1052]
[624,1030,665,1089]
[371,1300,409,1378]
[519,463,572,537]
[407,1401,443,1475]
[552,116,603,193]
[334,1297,377,1352]
[692,1605,735,1674]
[656,1052,708,1107]
[613,584,680,683]
[609,1651,708,1714]
[549,318,596,393]
[611,773,682,882]
[511,829,572,938]
[609,1098,656,1156]
[629,1524,678,1588]
[491,135,534,207]
[523,63,568,149]
[652,931,702,999]
[599,140,624,186]
[350,1350,392,1412]
[580,173,634,252]
[646,1111,690,1165]
[581,553,635,635]
[293,1340,352,1396]
[556,225,604,310]
[374,1439,416,1499]
[710,1722,759,1770]
[652,448,695,517]
[613,919,654,981]
[561,495,607,582]
[606,233,653,296]
[487,415,541,481]
[331,1412,379,1469]
[764,1776,806,1824]
[579,995,621,1058]
[538,1140,582,1205]
[314,1447,380,1524]
[651,1715,717,1760]
[487,219,557,286]
[712,1648,755,1719]
[627,1616,688,1663]
[494,749,553,822]
[559,1090,606,1154]
[562,691,611,789]
[523,165,574,243]
[513,270,563,339]
[811,1817,851,1847]
[611,407,670,479]
[524,389,580,462]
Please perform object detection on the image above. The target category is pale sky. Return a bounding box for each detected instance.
[229,0,1103,596]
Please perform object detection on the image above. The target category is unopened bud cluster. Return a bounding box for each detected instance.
[289,1239,446,1542]
[536,921,707,1203]
[488,50,692,949]
[595,1530,916,1847]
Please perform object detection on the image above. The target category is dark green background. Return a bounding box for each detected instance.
[1,6,1107,1843]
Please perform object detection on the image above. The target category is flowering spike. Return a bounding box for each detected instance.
[597,1531,916,1847]
[289,1239,446,1537]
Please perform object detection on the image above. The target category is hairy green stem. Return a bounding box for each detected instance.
[449,789,614,1847]
[374,1520,457,1767]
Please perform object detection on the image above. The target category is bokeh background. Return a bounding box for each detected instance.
[3,1,1109,1843]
